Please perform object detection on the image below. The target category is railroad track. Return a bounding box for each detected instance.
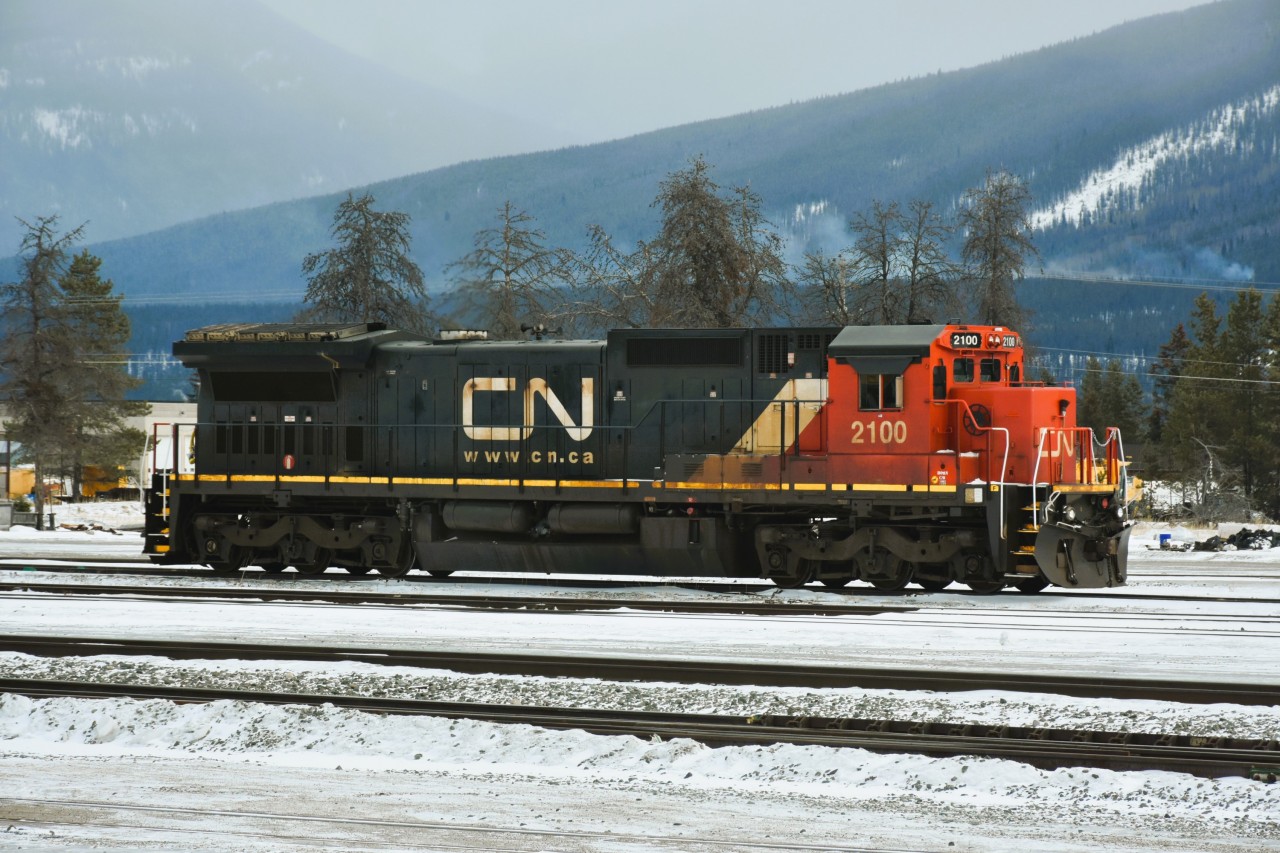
[4,676,1275,779]
[4,560,1279,607]
[2,634,1275,706]
[0,580,913,617]
[5,581,1274,640]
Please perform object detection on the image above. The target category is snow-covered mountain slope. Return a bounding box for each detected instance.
[0,0,554,249]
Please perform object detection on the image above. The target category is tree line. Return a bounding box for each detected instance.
[1078,287,1280,520]
[0,216,147,521]
[301,157,1039,338]
[5,156,1270,521]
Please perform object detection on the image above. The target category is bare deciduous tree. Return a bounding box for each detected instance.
[958,169,1038,328]
[447,201,574,340]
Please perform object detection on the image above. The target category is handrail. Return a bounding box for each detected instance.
[945,398,1011,540]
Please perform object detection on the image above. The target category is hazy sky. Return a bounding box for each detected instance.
[260,0,1209,145]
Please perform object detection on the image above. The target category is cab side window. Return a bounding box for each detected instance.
[980,358,1002,382]
[859,373,903,410]
[953,358,974,383]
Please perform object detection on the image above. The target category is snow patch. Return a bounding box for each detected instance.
[1031,84,1280,231]
[33,106,100,149]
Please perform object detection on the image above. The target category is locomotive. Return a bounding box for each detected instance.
[143,321,1131,592]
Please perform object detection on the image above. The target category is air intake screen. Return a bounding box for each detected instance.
[209,372,337,402]
[626,336,743,367]
[758,334,790,374]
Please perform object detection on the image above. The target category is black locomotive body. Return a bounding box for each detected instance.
[145,322,1131,592]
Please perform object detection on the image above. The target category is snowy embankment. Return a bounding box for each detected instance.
[2,505,1279,850]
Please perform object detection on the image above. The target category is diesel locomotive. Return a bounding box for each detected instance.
[144,321,1131,592]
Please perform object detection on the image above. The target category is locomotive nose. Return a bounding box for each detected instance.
[1034,524,1130,588]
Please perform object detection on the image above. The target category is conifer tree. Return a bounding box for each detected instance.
[0,216,83,524]
[300,193,432,332]
[58,250,148,498]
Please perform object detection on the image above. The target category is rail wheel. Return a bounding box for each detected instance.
[1013,576,1050,594]
[293,548,333,576]
[259,561,287,574]
[343,565,372,576]
[964,579,1005,594]
[769,558,815,589]
[374,539,415,578]
[819,575,853,589]
[205,544,249,575]
[912,562,952,592]
[427,570,454,579]
[858,548,913,592]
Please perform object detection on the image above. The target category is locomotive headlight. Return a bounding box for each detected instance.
[1063,505,1077,522]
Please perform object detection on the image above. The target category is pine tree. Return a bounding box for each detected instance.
[300,193,432,332]
[1148,323,1190,446]
[58,250,149,498]
[1162,294,1228,494]
[1217,289,1272,500]
[0,216,83,525]
[1077,356,1105,435]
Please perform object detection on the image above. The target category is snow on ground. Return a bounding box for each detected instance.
[2,507,1280,850]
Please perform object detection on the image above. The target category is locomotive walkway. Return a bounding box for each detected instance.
[3,676,1275,780]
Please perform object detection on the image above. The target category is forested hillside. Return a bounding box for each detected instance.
[2,0,1278,399]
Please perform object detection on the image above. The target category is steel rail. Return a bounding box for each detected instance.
[3,561,1278,606]
[3,677,1275,779]
[0,581,912,617]
[1,634,1275,706]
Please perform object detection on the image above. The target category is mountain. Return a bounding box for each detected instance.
[3,0,1279,398]
[0,0,559,250]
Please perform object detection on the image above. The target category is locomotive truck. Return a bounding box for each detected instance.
[144,322,1131,592]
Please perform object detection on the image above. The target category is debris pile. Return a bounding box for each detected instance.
[1193,527,1280,552]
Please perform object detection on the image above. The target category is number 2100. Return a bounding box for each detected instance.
[851,420,908,444]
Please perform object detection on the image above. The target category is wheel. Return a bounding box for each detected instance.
[293,548,333,576]
[964,580,1006,594]
[858,550,913,592]
[869,571,913,592]
[427,570,454,579]
[259,562,287,574]
[913,563,952,592]
[343,565,372,576]
[769,558,815,589]
[819,576,852,589]
[205,543,249,575]
[372,539,415,578]
[1014,576,1050,594]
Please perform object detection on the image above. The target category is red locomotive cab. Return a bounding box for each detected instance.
[824,325,949,486]
[824,324,1055,487]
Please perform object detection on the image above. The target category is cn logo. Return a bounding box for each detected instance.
[1039,430,1078,459]
[462,377,595,442]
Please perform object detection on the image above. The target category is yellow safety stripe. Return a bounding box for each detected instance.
[173,473,964,495]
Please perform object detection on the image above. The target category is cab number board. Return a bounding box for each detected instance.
[950,332,982,348]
